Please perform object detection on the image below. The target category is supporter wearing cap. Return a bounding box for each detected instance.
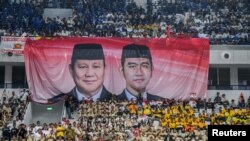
[48,44,112,103]
[116,44,164,101]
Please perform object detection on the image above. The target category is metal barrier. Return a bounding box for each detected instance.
[1,83,249,90]
[208,85,250,90]
[0,83,28,88]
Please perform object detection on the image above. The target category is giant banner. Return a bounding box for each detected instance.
[24,37,209,103]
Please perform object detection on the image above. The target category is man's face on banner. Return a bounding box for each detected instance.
[122,58,152,94]
[70,60,105,95]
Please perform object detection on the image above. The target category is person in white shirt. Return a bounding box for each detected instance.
[34,129,45,141]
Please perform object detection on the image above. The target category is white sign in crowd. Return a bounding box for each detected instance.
[0,36,27,55]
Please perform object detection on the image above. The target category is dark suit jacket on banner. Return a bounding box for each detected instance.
[116,90,165,101]
[48,86,112,103]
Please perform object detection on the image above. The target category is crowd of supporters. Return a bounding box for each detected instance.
[0,89,30,140]
[0,0,249,45]
[1,89,250,140]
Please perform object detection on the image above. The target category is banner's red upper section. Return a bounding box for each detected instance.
[24,37,209,103]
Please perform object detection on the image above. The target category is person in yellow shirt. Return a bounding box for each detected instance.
[172,106,179,115]
[200,110,207,119]
[185,108,193,117]
[210,113,216,124]
[192,118,199,128]
[160,119,168,127]
[182,119,188,129]
[163,109,171,119]
[153,107,162,118]
[179,113,185,119]
[65,124,75,140]
[56,122,65,140]
[229,107,235,116]
[143,105,151,115]
[169,118,176,131]
[185,116,193,124]
[161,107,167,114]
[137,107,143,116]
[237,108,245,115]
[185,104,192,111]
[128,102,137,114]
[198,119,206,129]
[175,118,183,132]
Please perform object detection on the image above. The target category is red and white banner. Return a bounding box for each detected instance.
[0,36,27,55]
[24,37,209,103]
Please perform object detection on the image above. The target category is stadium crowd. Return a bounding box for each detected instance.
[0,0,249,45]
[0,0,249,140]
[0,89,250,141]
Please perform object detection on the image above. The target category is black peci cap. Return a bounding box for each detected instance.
[121,44,152,60]
[121,44,152,67]
[71,44,105,64]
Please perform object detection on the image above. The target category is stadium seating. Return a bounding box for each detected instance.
[0,0,249,45]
